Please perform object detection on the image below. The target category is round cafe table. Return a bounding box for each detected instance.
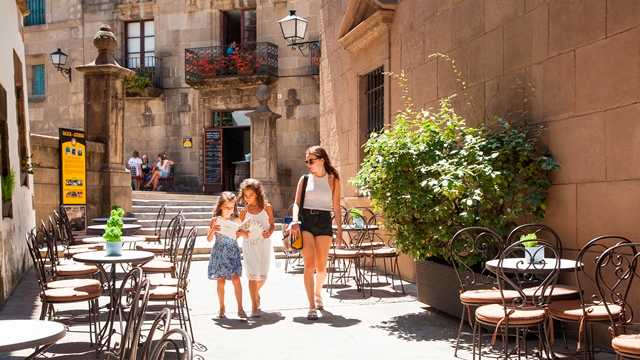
[86,224,141,236]
[81,236,146,250]
[0,319,66,359]
[485,258,583,274]
[73,250,154,351]
[91,217,138,224]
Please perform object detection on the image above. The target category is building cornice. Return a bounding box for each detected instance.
[338,9,394,53]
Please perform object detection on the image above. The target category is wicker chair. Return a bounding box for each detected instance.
[595,242,640,360]
[473,239,560,360]
[549,236,632,359]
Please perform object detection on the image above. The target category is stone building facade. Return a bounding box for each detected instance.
[0,0,37,305]
[320,0,640,286]
[24,0,321,211]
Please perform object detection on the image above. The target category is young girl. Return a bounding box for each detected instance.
[207,192,247,319]
[238,178,275,317]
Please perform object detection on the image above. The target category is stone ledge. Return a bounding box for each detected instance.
[338,10,394,53]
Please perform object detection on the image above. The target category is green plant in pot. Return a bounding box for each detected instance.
[1,170,15,217]
[521,233,544,264]
[349,208,366,228]
[104,207,125,256]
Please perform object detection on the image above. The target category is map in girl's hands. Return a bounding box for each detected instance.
[243,218,264,240]
[217,217,240,239]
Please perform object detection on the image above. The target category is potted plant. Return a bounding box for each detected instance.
[521,233,544,264]
[352,73,559,317]
[349,208,366,228]
[104,207,125,256]
[1,170,15,218]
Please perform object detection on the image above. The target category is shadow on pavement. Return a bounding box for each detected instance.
[211,311,285,330]
[292,309,361,328]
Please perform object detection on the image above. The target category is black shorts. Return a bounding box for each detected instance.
[300,209,333,237]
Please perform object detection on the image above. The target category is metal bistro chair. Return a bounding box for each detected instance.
[45,216,102,277]
[473,239,560,360]
[141,214,186,276]
[327,208,366,296]
[143,204,167,243]
[449,227,518,358]
[138,212,184,257]
[26,228,102,345]
[549,236,632,359]
[595,242,640,359]
[140,308,172,360]
[147,328,193,360]
[148,226,198,342]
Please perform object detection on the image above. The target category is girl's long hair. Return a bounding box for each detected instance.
[306,145,340,180]
[239,178,267,210]
[214,191,238,218]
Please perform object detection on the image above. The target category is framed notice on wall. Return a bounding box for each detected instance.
[59,128,87,205]
[203,129,223,193]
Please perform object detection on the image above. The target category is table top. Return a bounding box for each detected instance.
[332,224,380,231]
[81,236,146,244]
[91,217,138,224]
[73,250,154,265]
[87,224,142,231]
[486,258,583,273]
[0,320,66,353]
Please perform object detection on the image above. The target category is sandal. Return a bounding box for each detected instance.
[238,309,248,319]
[218,308,226,319]
[307,309,319,321]
[315,295,324,311]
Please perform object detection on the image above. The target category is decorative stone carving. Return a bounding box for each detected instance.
[285,89,301,119]
[93,25,118,65]
[178,93,191,113]
[255,84,271,112]
[143,101,154,126]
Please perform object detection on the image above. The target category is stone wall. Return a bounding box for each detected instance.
[320,0,640,306]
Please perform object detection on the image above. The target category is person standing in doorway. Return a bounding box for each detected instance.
[127,150,143,190]
[288,146,343,320]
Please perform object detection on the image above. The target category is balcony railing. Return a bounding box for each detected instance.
[185,42,278,86]
[122,55,162,89]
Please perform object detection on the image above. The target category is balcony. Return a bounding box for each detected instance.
[185,42,278,89]
[121,55,162,97]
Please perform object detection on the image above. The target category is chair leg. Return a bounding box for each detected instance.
[393,256,405,294]
[183,296,195,342]
[454,305,467,357]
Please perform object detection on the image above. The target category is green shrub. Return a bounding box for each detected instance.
[352,76,559,264]
[103,207,125,242]
[1,170,16,202]
[124,71,153,95]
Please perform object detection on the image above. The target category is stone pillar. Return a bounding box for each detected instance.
[246,85,283,214]
[76,25,134,217]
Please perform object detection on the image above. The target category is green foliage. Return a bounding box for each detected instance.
[124,71,153,95]
[352,74,559,263]
[103,207,125,242]
[1,170,16,202]
[520,233,538,248]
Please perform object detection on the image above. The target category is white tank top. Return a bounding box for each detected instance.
[303,174,332,211]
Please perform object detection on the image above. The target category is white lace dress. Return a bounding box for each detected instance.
[242,209,272,281]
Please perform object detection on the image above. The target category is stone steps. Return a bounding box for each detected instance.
[132,211,212,220]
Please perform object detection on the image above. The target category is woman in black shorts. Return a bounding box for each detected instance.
[289,146,343,320]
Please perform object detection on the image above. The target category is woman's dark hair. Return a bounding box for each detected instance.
[157,153,167,161]
[214,191,238,217]
[133,150,139,157]
[238,178,267,210]
[306,145,339,180]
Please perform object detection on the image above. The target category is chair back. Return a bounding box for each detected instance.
[162,212,184,259]
[176,227,198,290]
[147,328,193,360]
[114,267,151,360]
[497,239,560,309]
[575,236,632,310]
[153,204,167,237]
[448,227,504,292]
[25,228,50,293]
[595,242,640,334]
[40,218,63,277]
[167,214,186,263]
[507,223,563,258]
[140,308,172,360]
[56,205,75,245]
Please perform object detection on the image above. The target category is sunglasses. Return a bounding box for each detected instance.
[304,157,320,165]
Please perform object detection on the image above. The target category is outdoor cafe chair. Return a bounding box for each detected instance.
[142,204,167,243]
[26,228,102,345]
[106,268,151,360]
[43,217,101,278]
[595,242,640,359]
[140,308,172,360]
[140,214,186,275]
[507,223,579,301]
[147,328,193,360]
[148,226,198,342]
[473,239,560,360]
[548,236,632,359]
[327,208,366,296]
[137,211,183,257]
[361,212,405,296]
[448,226,516,357]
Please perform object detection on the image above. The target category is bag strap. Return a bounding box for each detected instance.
[299,174,309,211]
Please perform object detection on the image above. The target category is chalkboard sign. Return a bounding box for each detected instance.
[204,129,223,188]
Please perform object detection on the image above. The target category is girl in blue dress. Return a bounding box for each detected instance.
[207,192,248,319]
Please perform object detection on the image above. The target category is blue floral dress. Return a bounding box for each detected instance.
[208,233,242,280]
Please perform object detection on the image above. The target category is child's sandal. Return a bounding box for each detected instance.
[238,309,248,319]
[218,309,226,319]
[307,309,319,321]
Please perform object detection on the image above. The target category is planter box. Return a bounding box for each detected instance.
[416,260,463,318]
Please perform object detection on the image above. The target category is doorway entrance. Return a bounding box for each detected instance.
[203,110,251,194]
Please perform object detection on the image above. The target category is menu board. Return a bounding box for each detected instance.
[204,129,223,186]
[59,128,87,205]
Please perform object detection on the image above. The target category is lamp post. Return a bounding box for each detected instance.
[277,10,320,56]
[49,48,72,81]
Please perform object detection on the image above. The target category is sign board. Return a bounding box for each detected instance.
[183,136,193,148]
[59,128,87,205]
[203,129,223,193]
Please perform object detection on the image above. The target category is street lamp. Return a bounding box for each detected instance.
[278,10,320,56]
[49,48,72,81]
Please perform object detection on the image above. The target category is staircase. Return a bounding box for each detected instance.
[131,191,218,237]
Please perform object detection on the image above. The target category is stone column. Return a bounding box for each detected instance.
[76,25,134,217]
[246,85,283,214]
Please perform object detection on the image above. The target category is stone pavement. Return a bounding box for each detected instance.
[1,252,603,360]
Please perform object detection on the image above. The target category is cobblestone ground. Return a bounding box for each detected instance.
[0,246,611,360]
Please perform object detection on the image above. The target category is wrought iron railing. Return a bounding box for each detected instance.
[121,55,162,89]
[185,42,278,85]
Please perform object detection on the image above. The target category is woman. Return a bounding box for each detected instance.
[289,146,343,320]
[146,153,174,191]
[141,154,152,190]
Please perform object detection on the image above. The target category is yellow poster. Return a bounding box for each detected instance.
[59,128,87,205]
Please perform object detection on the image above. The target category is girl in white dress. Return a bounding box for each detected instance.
[238,178,275,317]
